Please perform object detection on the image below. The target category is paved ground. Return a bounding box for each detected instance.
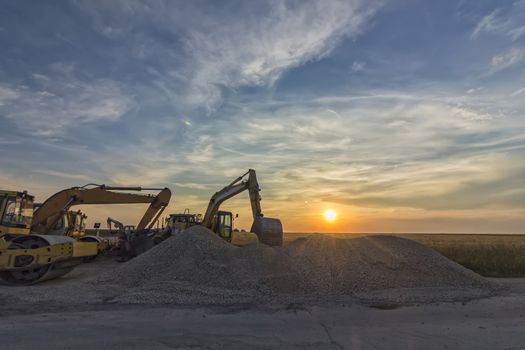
[2,279,525,349]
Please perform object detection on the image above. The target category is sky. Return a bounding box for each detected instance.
[0,0,524,233]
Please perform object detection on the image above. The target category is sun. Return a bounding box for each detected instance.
[323,209,337,222]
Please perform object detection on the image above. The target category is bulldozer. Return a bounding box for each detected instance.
[167,169,283,246]
[0,184,172,284]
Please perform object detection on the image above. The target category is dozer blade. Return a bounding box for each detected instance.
[251,216,283,247]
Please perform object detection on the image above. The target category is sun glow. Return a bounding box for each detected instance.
[323,209,337,222]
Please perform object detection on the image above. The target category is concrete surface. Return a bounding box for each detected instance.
[2,279,525,349]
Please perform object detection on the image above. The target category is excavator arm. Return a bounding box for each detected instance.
[32,184,171,235]
[202,169,282,246]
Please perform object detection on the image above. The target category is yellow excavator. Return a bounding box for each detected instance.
[66,210,88,239]
[38,207,88,238]
[167,169,283,246]
[31,184,172,256]
[0,184,172,284]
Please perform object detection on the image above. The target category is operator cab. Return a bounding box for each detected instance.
[166,213,201,234]
[124,225,135,235]
[213,211,233,242]
[0,191,34,235]
[68,211,88,238]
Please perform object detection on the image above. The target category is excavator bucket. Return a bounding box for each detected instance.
[251,216,283,247]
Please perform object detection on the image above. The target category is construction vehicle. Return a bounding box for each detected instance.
[107,217,135,236]
[168,169,283,246]
[39,208,88,238]
[106,217,137,260]
[166,209,201,234]
[66,210,88,238]
[0,190,98,285]
[0,185,172,284]
[31,184,172,255]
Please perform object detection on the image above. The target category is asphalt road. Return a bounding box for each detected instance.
[2,280,525,350]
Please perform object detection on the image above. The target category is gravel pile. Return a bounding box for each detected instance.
[93,226,496,305]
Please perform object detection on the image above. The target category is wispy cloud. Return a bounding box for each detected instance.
[510,87,525,97]
[0,85,19,105]
[351,60,366,72]
[77,0,383,112]
[183,0,382,111]
[490,47,525,73]
[0,72,134,137]
[173,182,210,190]
[99,86,525,219]
[2,1,524,232]
[472,2,525,41]
[32,169,90,181]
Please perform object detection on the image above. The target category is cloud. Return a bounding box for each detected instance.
[490,47,525,73]
[0,85,19,105]
[0,74,134,137]
[107,86,524,211]
[32,169,90,181]
[185,0,382,111]
[510,87,525,97]
[466,87,482,94]
[351,60,366,72]
[77,0,383,112]
[2,1,524,232]
[472,2,525,41]
[173,182,210,190]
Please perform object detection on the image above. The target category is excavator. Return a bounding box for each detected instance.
[39,208,88,238]
[66,210,88,239]
[31,184,172,256]
[0,184,172,284]
[106,217,135,236]
[168,169,283,246]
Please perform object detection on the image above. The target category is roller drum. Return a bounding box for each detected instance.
[0,235,80,285]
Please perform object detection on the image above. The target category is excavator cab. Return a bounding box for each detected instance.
[166,213,200,233]
[0,191,34,236]
[213,211,233,242]
[67,211,87,238]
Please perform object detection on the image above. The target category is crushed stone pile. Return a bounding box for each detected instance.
[94,226,497,305]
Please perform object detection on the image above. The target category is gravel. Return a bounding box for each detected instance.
[92,226,497,305]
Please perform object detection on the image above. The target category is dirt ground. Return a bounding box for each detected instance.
[1,260,525,349]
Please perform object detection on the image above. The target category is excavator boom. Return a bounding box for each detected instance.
[32,185,171,234]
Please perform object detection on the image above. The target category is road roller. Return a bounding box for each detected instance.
[0,190,98,285]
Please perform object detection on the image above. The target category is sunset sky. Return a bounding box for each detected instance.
[0,1,524,233]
